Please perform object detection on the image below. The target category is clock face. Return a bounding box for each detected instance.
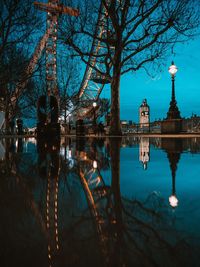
[141,111,149,116]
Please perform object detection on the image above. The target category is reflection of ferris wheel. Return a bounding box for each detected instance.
[76,147,114,263]
[37,139,61,266]
[46,152,60,265]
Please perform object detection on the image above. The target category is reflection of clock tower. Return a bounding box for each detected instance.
[139,137,150,170]
[139,99,150,127]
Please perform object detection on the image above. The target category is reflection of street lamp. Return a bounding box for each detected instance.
[93,102,97,133]
[169,164,179,209]
[169,195,178,208]
[162,138,182,209]
[167,61,181,119]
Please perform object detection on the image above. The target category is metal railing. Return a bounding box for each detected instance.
[121,123,161,134]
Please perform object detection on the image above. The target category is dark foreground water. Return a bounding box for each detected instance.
[0,137,200,267]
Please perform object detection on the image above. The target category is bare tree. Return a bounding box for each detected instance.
[0,0,42,131]
[0,0,43,56]
[0,45,30,130]
[62,0,200,135]
[19,42,81,129]
[58,46,81,124]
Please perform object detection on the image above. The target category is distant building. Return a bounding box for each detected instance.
[182,115,200,133]
[139,137,150,170]
[139,99,150,128]
[121,120,129,133]
[120,120,128,126]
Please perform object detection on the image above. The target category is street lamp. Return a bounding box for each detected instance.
[93,101,97,134]
[93,102,97,108]
[167,61,181,120]
[168,61,178,76]
[93,160,97,169]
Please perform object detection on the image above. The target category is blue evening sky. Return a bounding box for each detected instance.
[102,36,200,123]
[24,34,200,127]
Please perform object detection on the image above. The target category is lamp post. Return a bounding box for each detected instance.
[167,61,181,120]
[93,102,97,134]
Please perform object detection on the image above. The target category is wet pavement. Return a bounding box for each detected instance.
[0,136,200,267]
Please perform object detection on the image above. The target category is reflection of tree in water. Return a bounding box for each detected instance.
[106,138,200,267]
[40,137,200,267]
[151,137,200,154]
[0,138,48,267]
[61,137,112,267]
[1,137,200,267]
[71,137,199,267]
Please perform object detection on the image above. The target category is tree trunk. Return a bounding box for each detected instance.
[109,49,122,136]
[110,137,123,266]
[110,137,121,194]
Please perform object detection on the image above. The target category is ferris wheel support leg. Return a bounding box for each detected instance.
[37,95,60,140]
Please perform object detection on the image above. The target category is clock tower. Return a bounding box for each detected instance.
[139,99,150,128]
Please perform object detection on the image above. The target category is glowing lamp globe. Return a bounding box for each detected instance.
[168,62,178,75]
[68,149,72,159]
[93,102,97,108]
[169,195,179,208]
[93,160,98,169]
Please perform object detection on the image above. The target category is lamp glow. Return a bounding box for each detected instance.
[168,61,178,75]
[68,149,72,158]
[93,102,97,108]
[169,194,179,208]
[93,160,97,169]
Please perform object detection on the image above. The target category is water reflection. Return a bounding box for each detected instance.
[139,137,150,170]
[161,139,182,209]
[0,137,200,267]
[0,140,5,160]
[37,139,60,266]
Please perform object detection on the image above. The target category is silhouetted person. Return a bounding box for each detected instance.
[9,119,15,135]
[97,122,105,135]
[16,119,23,135]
